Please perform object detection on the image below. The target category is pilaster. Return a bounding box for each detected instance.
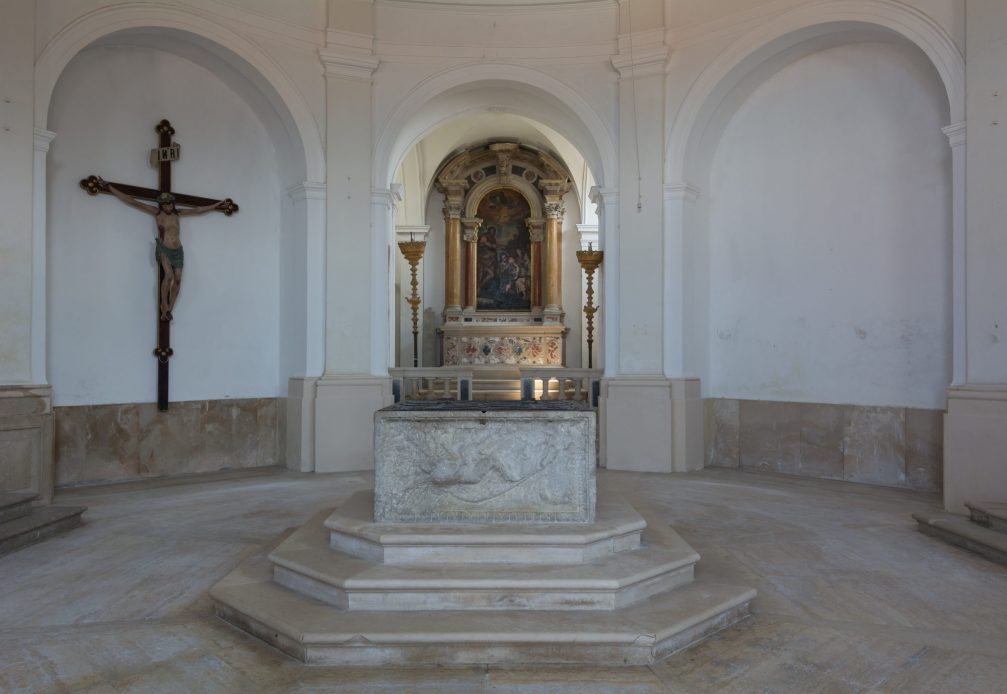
[372,187,400,374]
[32,129,56,385]
[662,182,701,377]
[0,385,54,503]
[0,0,36,385]
[591,187,619,377]
[943,122,966,386]
[942,1,1007,512]
[611,30,667,376]
[314,375,392,472]
[286,181,327,377]
[944,386,1007,512]
[320,28,379,376]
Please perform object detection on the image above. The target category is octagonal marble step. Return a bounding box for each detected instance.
[212,527,755,666]
[326,491,646,565]
[269,508,698,611]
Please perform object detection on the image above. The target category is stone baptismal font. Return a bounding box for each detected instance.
[211,401,755,665]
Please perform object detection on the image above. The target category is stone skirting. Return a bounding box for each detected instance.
[0,385,54,503]
[54,398,283,487]
[704,398,942,492]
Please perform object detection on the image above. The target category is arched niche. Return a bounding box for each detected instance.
[37,17,326,414]
[429,141,574,367]
[666,16,957,410]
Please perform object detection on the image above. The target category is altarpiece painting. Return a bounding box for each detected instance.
[476,189,532,310]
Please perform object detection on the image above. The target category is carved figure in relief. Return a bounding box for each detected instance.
[401,423,573,505]
[100,178,229,321]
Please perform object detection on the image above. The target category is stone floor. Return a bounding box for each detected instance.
[1,467,1005,693]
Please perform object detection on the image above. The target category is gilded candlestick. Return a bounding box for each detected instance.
[398,239,427,367]
[575,244,603,369]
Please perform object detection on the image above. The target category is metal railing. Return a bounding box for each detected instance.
[390,367,603,408]
[390,368,473,403]
[519,368,603,408]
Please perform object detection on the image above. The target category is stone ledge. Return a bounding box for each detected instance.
[0,492,36,523]
[966,501,1007,533]
[326,491,645,565]
[0,505,85,556]
[914,511,1007,567]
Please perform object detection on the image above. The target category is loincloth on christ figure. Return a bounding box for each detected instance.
[155,239,184,269]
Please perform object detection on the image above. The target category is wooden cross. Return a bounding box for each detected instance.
[80,119,239,412]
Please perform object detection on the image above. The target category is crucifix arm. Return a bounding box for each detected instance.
[177,199,230,216]
[106,182,157,215]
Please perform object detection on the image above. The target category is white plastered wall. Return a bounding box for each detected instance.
[705,40,952,409]
[47,44,284,406]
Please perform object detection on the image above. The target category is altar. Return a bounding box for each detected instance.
[211,397,756,664]
[435,142,571,366]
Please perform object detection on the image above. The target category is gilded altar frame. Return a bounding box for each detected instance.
[435,142,571,366]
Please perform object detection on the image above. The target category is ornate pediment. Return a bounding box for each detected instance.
[435,142,572,200]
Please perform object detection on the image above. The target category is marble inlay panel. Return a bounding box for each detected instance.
[906,408,943,492]
[55,398,281,487]
[739,400,801,474]
[704,398,740,468]
[843,406,907,486]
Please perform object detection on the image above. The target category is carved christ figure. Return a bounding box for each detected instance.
[98,177,228,321]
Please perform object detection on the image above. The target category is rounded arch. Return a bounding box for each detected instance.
[667,0,964,183]
[374,62,616,191]
[465,177,545,220]
[35,3,324,182]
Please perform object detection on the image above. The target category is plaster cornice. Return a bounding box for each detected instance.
[376,0,617,15]
[321,29,379,80]
[611,29,669,78]
[663,182,702,203]
[287,181,327,201]
[942,121,966,148]
[33,128,57,153]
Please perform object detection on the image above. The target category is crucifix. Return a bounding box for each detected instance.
[80,119,239,412]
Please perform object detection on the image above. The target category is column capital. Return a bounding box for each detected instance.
[443,200,464,219]
[942,121,966,148]
[287,181,326,201]
[526,218,546,242]
[590,186,619,206]
[320,29,379,81]
[461,217,482,242]
[33,128,56,153]
[663,182,702,203]
[371,187,401,209]
[545,201,565,220]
